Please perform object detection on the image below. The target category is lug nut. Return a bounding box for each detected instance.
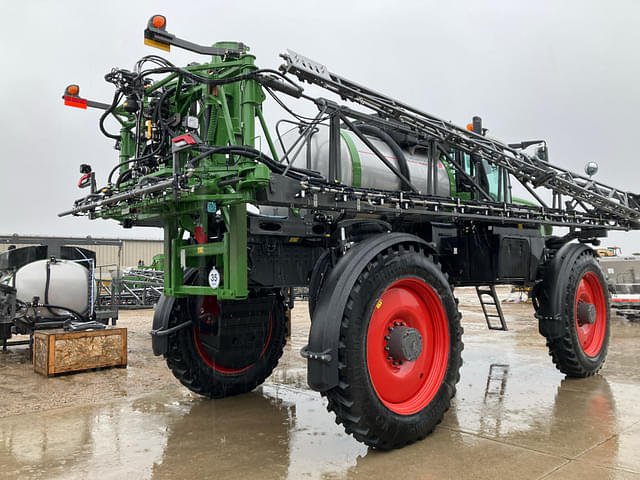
[384,335,390,340]
[384,346,390,351]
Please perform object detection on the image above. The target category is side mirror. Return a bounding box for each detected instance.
[584,161,598,177]
[508,140,548,162]
[536,145,549,162]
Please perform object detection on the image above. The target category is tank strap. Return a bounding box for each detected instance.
[340,130,361,187]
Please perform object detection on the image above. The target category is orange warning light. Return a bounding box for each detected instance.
[66,84,79,96]
[151,15,166,28]
[466,123,473,131]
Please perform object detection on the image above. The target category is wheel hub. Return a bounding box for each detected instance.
[366,277,450,414]
[577,299,596,326]
[385,325,422,362]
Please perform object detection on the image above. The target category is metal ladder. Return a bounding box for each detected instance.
[475,286,508,331]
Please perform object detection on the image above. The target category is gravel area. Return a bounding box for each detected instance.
[0,309,180,418]
[0,287,556,418]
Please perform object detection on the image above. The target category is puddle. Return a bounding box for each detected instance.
[1,293,640,479]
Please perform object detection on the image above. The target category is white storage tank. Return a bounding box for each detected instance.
[278,124,452,195]
[14,259,90,316]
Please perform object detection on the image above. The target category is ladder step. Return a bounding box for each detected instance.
[475,286,508,331]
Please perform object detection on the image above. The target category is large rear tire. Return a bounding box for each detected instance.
[164,271,287,398]
[545,253,610,377]
[325,245,463,449]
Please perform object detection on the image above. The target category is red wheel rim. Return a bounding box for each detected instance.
[193,296,273,374]
[366,278,449,415]
[574,271,606,356]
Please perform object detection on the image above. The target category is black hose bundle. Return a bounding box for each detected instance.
[186,145,324,181]
[99,90,124,140]
[99,63,315,190]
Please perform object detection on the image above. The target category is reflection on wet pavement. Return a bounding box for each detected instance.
[1,294,639,479]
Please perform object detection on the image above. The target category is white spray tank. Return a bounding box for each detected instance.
[14,259,90,316]
[277,123,452,194]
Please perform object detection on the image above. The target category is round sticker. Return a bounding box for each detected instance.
[208,267,220,289]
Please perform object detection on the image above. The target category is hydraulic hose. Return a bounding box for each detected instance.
[99,90,124,140]
[354,123,412,191]
[43,260,62,318]
[106,85,178,186]
[186,145,324,179]
[115,168,134,190]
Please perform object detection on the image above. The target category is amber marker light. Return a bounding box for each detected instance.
[144,14,170,51]
[151,15,166,29]
[466,123,473,131]
[63,85,87,109]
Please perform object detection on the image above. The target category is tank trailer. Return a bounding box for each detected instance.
[0,237,121,350]
[59,15,640,449]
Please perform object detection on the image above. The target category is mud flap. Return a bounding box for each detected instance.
[150,268,199,356]
[151,295,176,356]
[303,233,432,392]
[533,242,594,340]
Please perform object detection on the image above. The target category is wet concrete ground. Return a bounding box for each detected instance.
[1,287,639,479]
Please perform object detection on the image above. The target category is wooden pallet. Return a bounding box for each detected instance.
[33,328,127,376]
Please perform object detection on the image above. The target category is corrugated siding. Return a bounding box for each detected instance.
[0,239,164,269]
[120,240,164,267]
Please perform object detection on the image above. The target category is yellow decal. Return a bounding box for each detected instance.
[376,300,383,309]
[144,37,170,52]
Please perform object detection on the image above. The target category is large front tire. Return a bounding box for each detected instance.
[546,253,610,377]
[164,272,287,398]
[325,245,463,450]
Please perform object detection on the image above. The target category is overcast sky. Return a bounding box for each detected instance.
[1,0,640,251]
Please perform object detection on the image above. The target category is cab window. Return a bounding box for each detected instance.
[445,150,508,202]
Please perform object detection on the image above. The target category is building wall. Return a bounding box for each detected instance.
[88,240,164,268]
[0,238,164,269]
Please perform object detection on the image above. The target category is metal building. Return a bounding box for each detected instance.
[0,235,163,269]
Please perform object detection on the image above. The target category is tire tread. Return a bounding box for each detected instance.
[546,252,610,377]
[325,245,463,449]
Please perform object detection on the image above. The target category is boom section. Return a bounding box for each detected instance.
[280,50,640,228]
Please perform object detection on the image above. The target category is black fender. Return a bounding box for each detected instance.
[150,268,199,356]
[307,250,331,318]
[151,295,176,356]
[532,242,595,340]
[303,232,434,392]
[308,219,391,317]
